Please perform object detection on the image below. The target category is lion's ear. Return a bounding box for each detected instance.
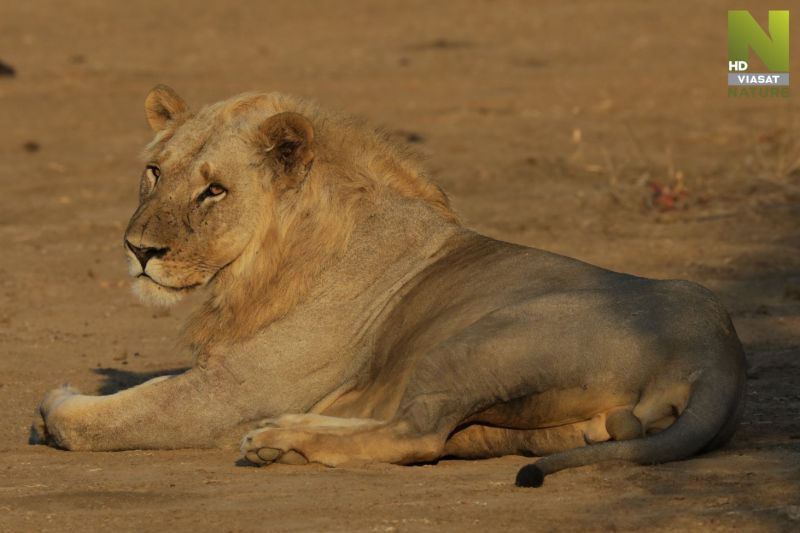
[257,112,315,189]
[144,85,189,132]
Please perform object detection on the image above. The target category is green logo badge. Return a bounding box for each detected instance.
[728,10,790,97]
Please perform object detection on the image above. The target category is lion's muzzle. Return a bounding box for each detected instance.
[125,240,169,270]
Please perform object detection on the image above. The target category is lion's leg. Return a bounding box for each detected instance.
[241,414,446,466]
[240,347,522,466]
[443,422,591,459]
[240,312,553,467]
[244,305,638,467]
[33,364,250,451]
[443,404,649,459]
[241,410,640,467]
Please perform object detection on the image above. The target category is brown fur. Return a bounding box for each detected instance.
[138,91,457,353]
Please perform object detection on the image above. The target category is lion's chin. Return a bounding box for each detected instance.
[131,276,195,307]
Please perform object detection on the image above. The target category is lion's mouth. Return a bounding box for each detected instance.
[137,273,202,292]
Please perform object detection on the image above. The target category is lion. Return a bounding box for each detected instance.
[32,85,747,487]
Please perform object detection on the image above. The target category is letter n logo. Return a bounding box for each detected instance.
[728,10,790,72]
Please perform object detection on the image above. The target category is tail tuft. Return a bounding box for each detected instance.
[515,464,544,488]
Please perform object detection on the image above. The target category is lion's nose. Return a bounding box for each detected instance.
[126,240,169,270]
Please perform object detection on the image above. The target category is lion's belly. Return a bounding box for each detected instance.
[443,421,601,458]
[443,379,688,459]
[466,387,638,430]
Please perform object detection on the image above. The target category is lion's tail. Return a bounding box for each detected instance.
[515,360,746,488]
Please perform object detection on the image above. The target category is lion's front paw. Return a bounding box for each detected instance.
[240,427,309,466]
[30,385,81,447]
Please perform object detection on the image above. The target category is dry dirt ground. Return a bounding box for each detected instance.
[1,1,799,531]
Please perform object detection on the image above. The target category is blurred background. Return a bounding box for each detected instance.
[1,1,798,531]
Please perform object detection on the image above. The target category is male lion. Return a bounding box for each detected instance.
[32,86,746,487]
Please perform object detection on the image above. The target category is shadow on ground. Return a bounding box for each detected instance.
[92,367,189,395]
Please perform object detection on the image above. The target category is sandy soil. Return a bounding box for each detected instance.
[1,1,799,531]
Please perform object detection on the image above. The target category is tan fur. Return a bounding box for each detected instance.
[136,90,457,353]
[33,87,745,486]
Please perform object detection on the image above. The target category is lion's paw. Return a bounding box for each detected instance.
[30,384,81,447]
[240,427,309,466]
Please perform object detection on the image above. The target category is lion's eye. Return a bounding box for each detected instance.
[198,183,227,202]
[145,165,160,184]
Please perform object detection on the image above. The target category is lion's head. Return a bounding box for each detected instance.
[125,85,316,306]
[124,85,457,349]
